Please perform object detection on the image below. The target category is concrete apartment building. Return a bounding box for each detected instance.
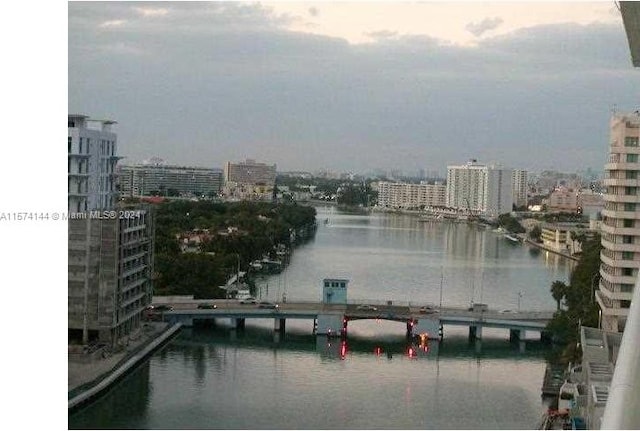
[446,160,513,218]
[512,169,528,208]
[546,186,579,212]
[599,111,640,332]
[376,181,446,209]
[68,114,154,347]
[68,211,154,346]
[223,159,277,201]
[68,114,119,212]
[118,163,223,197]
[224,159,276,185]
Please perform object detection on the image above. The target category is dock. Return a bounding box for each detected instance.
[541,363,566,397]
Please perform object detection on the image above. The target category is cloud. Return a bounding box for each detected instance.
[466,17,504,37]
[99,20,126,28]
[364,30,398,40]
[133,6,169,17]
[69,3,637,174]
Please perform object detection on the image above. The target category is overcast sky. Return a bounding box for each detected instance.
[68,1,639,176]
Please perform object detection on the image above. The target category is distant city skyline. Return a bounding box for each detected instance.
[69,2,638,174]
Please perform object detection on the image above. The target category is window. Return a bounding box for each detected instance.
[621,300,632,309]
[79,138,83,154]
[68,137,72,153]
[621,284,634,293]
[625,187,636,195]
[623,235,633,244]
[623,267,634,276]
[627,171,638,180]
[625,202,636,211]
[627,154,639,163]
[625,137,639,147]
[622,251,634,260]
[624,219,634,228]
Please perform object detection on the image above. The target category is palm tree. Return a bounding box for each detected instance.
[551,281,567,311]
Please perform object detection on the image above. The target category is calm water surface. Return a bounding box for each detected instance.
[69,207,573,429]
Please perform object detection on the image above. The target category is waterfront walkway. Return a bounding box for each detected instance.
[68,321,178,408]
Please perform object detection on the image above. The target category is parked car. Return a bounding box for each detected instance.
[239,297,257,304]
[197,303,217,309]
[153,304,173,312]
[499,309,515,314]
[356,304,378,311]
[419,306,438,314]
[258,301,279,309]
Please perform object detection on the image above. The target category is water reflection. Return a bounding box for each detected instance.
[255,208,571,312]
[69,361,152,429]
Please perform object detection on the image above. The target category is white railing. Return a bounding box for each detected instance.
[601,275,640,429]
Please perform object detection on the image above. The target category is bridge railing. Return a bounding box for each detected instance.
[601,274,640,429]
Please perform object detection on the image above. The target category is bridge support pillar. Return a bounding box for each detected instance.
[510,329,522,342]
[406,320,414,338]
[540,331,552,345]
[469,325,483,340]
[232,318,245,330]
[316,314,344,337]
[274,318,286,334]
[519,340,526,353]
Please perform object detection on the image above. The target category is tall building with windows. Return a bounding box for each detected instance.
[224,159,276,185]
[599,112,640,332]
[446,160,513,218]
[118,163,223,197]
[512,169,528,209]
[68,114,119,212]
[376,181,446,209]
[68,114,154,348]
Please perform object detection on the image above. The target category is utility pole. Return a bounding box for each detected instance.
[439,267,444,309]
[517,291,523,312]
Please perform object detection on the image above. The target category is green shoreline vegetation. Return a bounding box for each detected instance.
[545,233,601,364]
[151,200,317,299]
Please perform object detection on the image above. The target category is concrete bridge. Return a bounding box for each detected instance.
[152,299,554,342]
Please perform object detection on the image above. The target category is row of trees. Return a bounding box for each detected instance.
[153,201,317,299]
[545,233,601,362]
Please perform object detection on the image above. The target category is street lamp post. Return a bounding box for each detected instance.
[591,273,600,304]
[517,291,523,312]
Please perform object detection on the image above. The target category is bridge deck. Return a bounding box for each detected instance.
[151,300,553,331]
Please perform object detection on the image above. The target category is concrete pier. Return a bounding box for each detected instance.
[469,325,483,340]
[232,317,245,330]
[509,329,522,342]
[274,318,286,334]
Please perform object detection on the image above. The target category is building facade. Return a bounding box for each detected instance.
[512,169,528,209]
[118,163,223,197]
[376,181,446,209]
[68,114,119,212]
[599,112,640,332]
[546,186,579,212]
[224,159,276,185]
[68,210,154,347]
[446,160,513,218]
[68,114,154,348]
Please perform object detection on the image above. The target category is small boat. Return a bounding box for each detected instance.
[504,234,520,243]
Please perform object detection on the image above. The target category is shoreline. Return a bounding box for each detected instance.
[68,322,182,412]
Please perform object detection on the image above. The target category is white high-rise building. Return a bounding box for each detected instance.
[68,114,119,212]
[377,181,446,209]
[599,112,640,333]
[446,160,513,218]
[67,114,154,347]
[512,169,528,209]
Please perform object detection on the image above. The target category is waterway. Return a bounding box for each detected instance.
[69,207,574,429]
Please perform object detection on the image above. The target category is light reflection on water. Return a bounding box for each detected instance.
[69,208,570,429]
